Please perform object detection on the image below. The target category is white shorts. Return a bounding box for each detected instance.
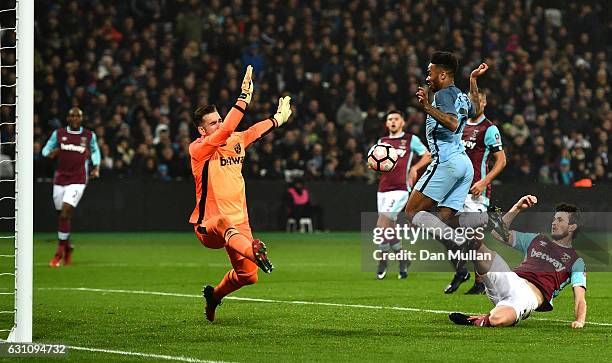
[53,184,86,210]
[481,255,539,324]
[377,191,409,221]
[463,193,489,212]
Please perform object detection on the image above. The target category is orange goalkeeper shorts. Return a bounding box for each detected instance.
[193,217,253,249]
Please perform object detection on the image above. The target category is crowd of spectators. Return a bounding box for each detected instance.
[21,0,612,185]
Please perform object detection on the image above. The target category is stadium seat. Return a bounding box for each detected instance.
[299,218,313,233]
[286,218,297,232]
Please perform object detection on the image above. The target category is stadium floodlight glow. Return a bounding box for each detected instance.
[7,0,33,343]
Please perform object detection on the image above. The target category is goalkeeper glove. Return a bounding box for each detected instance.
[238,65,253,104]
[272,96,292,127]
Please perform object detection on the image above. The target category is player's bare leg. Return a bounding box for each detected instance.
[486,306,518,327]
[406,192,485,234]
[450,305,517,327]
[50,202,74,267]
[404,189,437,223]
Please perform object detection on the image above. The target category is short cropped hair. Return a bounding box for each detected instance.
[193,105,218,128]
[555,203,581,239]
[430,51,459,76]
[385,110,405,120]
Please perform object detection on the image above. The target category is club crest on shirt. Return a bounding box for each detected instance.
[400,139,407,149]
[234,143,242,154]
[62,136,67,141]
[561,253,571,263]
[470,129,480,140]
[539,241,548,247]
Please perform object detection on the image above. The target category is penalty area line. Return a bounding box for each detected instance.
[67,345,228,363]
[39,287,612,327]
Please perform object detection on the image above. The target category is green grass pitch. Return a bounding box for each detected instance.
[2,232,611,362]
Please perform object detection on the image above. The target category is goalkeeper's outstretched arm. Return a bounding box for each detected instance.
[191,66,255,161]
[206,101,248,146]
[207,65,254,146]
[243,96,292,147]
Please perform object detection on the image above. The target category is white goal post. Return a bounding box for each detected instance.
[7,0,33,343]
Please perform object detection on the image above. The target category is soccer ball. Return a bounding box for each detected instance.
[367,143,398,172]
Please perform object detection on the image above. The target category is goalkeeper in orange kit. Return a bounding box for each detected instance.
[189,65,292,321]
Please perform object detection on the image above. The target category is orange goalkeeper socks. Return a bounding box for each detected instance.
[214,270,241,300]
[225,229,255,261]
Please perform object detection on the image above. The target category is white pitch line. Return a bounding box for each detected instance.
[35,262,343,268]
[39,287,612,327]
[67,345,228,363]
[40,287,196,298]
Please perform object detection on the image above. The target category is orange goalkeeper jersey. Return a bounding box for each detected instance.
[189,101,276,227]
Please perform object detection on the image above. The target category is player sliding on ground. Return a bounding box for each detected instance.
[189,65,292,321]
[449,195,587,328]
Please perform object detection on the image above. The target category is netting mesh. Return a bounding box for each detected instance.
[0,0,17,339]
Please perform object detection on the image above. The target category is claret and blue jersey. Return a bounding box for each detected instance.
[461,114,503,204]
[42,126,101,185]
[511,231,587,312]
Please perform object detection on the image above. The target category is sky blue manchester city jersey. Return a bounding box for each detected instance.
[425,85,476,162]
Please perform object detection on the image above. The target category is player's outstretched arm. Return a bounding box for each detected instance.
[242,96,292,148]
[491,195,538,245]
[207,65,254,146]
[237,65,254,105]
[191,67,254,161]
[416,87,459,131]
[571,286,587,329]
[469,63,488,116]
[502,195,537,226]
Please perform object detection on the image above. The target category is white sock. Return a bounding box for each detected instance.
[378,242,390,253]
[390,241,402,252]
[412,211,468,246]
[458,211,488,228]
[489,253,511,273]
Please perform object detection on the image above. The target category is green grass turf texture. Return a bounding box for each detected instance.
[1,232,611,362]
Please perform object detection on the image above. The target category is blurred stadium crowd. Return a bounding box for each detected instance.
[21,0,611,184]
